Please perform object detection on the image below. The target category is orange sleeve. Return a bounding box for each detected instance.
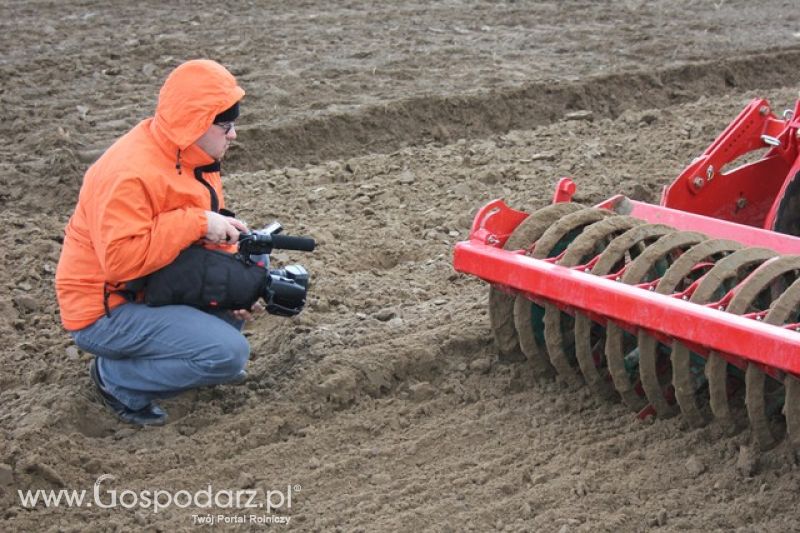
[91,177,208,283]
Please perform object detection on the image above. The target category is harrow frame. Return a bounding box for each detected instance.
[453,96,800,443]
[453,194,800,378]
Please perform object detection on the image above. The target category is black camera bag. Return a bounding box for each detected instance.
[129,245,268,310]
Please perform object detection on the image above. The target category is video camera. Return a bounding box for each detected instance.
[238,222,315,317]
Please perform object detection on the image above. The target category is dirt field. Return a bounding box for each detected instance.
[4,1,800,531]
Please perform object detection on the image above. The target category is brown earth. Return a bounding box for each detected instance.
[3,1,800,531]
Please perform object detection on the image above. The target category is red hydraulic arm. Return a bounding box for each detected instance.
[661,98,800,228]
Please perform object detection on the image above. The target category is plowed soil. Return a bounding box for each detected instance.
[3,1,800,531]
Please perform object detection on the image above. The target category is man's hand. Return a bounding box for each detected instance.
[205,211,248,244]
[231,301,265,322]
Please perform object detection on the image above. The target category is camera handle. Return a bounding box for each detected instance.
[237,232,316,254]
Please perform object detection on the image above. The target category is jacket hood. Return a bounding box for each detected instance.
[153,59,245,150]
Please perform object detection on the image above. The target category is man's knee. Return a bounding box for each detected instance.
[197,333,250,378]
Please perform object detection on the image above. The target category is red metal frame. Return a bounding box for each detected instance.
[453,97,800,379]
[598,196,800,254]
[453,200,800,377]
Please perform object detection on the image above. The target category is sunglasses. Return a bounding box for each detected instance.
[214,121,235,134]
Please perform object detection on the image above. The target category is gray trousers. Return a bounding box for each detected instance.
[71,303,249,410]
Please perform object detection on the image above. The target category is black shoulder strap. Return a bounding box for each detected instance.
[193,162,221,212]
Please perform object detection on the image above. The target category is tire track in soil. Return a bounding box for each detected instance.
[236,46,800,170]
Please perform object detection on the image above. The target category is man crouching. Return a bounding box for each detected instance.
[55,59,257,426]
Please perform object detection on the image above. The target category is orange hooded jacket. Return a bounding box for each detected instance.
[55,60,245,330]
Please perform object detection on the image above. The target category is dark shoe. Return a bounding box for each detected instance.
[89,359,167,426]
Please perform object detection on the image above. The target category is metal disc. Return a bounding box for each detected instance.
[637,239,742,418]
[731,256,800,449]
[542,215,641,384]
[572,223,674,401]
[708,255,800,437]
[762,277,800,449]
[488,202,582,365]
[605,231,707,411]
[513,207,610,378]
[672,247,777,428]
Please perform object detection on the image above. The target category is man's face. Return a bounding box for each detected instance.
[194,121,236,160]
